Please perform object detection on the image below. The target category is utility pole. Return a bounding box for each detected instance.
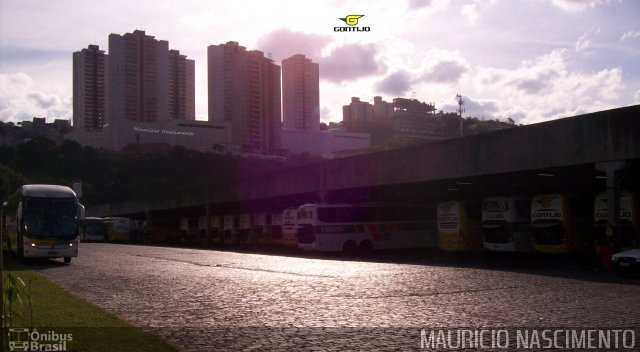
[456,94,465,137]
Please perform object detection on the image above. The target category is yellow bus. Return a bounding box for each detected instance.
[531,194,592,253]
[437,201,483,252]
[104,216,131,242]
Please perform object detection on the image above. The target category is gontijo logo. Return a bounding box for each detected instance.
[335,15,370,32]
[341,15,363,26]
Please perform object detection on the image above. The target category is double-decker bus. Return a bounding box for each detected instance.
[594,192,638,250]
[482,196,533,252]
[437,201,483,252]
[3,184,84,263]
[296,203,436,252]
[531,193,592,253]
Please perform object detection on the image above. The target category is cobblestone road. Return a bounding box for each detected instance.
[29,244,640,351]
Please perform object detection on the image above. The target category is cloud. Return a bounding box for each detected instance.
[468,49,623,124]
[511,71,559,95]
[634,90,640,104]
[441,95,500,119]
[461,3,479,25]
[620,30,640,41]
[575,33,591,52]
[420,60,468,84]
[408,0,434,9]
[0,72,70,123]
[376,70,412,96]
[407,0,449,10]
[28,92,60,109]
[319,44,386,83]
[0,47,69,64]
[255,29,331,62]
[549,0,617,12]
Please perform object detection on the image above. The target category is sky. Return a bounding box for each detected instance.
[0,0,639,125]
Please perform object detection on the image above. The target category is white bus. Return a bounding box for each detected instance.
[594,192,638,250]
[296,203,436,252]
[3,184,84,263]
[482,196,533,252]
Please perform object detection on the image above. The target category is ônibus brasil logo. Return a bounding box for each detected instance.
[334,15,370,32]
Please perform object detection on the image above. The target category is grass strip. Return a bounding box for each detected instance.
[2,258,179,352]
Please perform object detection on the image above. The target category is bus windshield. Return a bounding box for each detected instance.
[24,197,78,239]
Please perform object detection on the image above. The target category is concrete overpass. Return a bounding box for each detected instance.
[89,105,640,219]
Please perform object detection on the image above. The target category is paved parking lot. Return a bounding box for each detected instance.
[30,243,640,351]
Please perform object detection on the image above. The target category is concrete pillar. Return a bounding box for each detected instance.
[204,204,211,243]
[145,208,152,243]
[595,160,626,244]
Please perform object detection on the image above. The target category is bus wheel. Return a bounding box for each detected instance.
[343,240,357,254]
[358,240,373,254]
[64,257,72,264]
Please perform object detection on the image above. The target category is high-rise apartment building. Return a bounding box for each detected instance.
[208,41,281,153]
[73,44,107,131]
[168,49,195,120]
[282,54,320,131]
[108,30,195,123]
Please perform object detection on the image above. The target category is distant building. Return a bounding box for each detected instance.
[208,41,281,154]
[72,44,108,148]
[342,97,373,125]
[391,98,443,141]
[342,96,448,143]
[282,54,320,131]
[1,117,71,146]
[373,96,393,122]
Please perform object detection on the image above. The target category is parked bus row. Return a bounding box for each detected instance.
[439,193,637,255]
[72,191,637,260]
[80,216,146,242]
[158,191,637,257]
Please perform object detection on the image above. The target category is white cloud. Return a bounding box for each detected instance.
[634,90,640,104]
[461,3,480,25]
[575,33,591,52]
[620,30,640,41]
[549,0,618,12]
[0,72,71,123]
[465,49,624,124]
